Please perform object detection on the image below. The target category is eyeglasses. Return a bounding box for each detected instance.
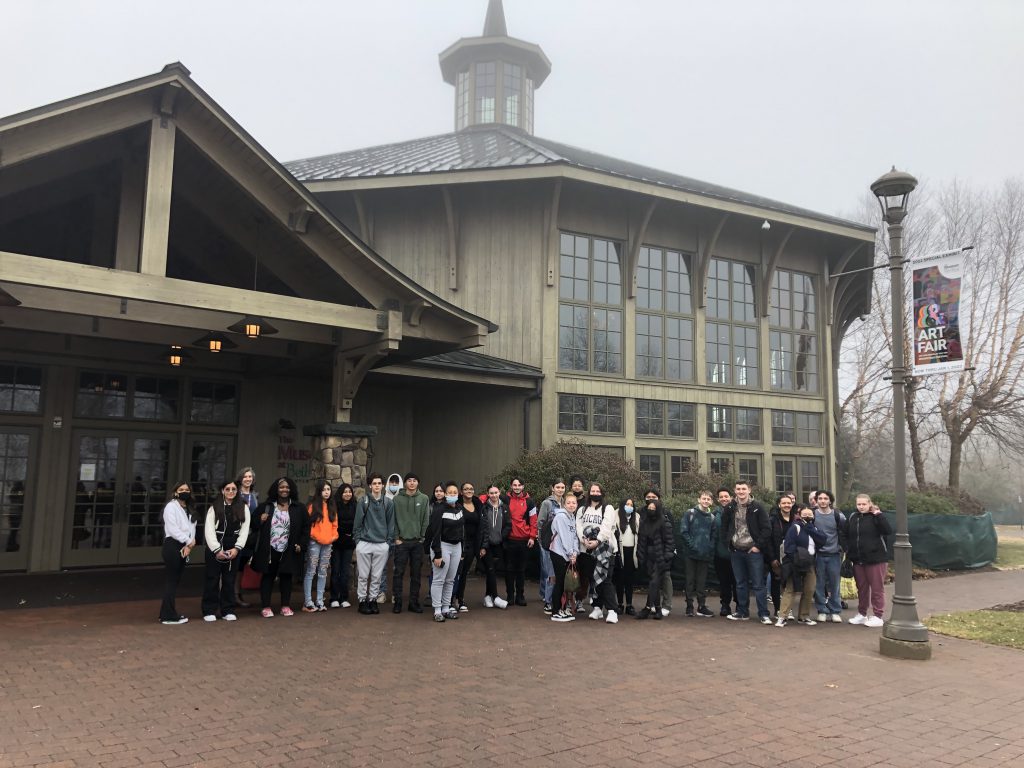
[224,487,238,493]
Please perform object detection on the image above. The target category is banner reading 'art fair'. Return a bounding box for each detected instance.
[910,248,965,376]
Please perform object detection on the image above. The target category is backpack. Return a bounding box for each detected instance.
[540,505,557,549]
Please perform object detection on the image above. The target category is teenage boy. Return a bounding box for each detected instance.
[502,478,537,606]
[812,489,848,623]
[391,473,429,614]
[713,487,737,616]
[720,481,772,624]
[681,491,717,617]
[354,474,396,614]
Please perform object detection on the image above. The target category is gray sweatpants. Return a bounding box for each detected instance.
[356,540,389,602]
[430,541,462,613]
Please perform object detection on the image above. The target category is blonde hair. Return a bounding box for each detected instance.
[855,493,872,503]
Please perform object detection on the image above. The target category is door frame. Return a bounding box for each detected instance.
[0,426,39,572]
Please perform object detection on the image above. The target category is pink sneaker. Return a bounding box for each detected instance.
[261,608,274,618]
[280,606,294,617]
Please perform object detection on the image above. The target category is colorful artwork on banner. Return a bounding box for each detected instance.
[910,248,965,375]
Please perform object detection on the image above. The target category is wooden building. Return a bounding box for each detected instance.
[288,1,875,499]
[0,1,874,573]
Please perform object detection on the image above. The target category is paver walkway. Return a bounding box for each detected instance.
[2,570,1024,768]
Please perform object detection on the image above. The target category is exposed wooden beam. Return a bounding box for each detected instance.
[407,298,431,327]
[0,249,385,333]
[138,117,176,276]
[442,186,459,291]
[694,212,729,309]
[114,151,146,271]
[759,225,795,317]
[287,205,315,233]
[544,179,562,287]
[627,197,659,299]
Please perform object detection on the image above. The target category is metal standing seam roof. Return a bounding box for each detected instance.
[285,125,873,233]
[400,349,543,379]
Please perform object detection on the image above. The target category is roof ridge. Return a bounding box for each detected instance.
[492,125,566,162]
[285,128,464,166]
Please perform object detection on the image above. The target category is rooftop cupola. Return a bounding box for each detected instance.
[439,0,551,134]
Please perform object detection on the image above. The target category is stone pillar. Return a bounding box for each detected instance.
[303,423,378,494]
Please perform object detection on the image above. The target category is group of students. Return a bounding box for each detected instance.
[157,468,893,631]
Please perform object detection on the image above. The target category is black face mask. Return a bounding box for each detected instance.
[645,505,660,519]
[590,494,603,504]
[176,492,192,505]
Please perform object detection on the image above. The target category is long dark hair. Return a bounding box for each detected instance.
[215,478,246,528]
[333,482,356,513]
[310,479,338,523]
[169,480,195,522]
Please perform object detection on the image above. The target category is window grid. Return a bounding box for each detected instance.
[774,459,795,493]
[557,394,623,435]
[707,405,761,441]
[558,233,624,375]
[524,78,534,133]
[503,63,522,126]
[705,258,758,388]
[638,453,662,491]
[770,269,818,393]
[771,411,822,446]
[0,364,42,414]
[558,395,588,432]
[456,70,470,129]
[636,400,695,439]
[635,400,664,436]
[189,381,239,425]
[474,62,496,123]
[709,453,762,486]
[799,459,822,495]
[636,246,693,382]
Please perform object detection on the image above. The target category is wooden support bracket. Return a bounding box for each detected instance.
[544,180,563,287]
[826,242,865,325]
[627,198,659,299]
[759,225,795,317]
[695,212,729,309]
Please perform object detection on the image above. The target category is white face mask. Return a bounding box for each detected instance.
[387,484,400,494]
[624,505,634,514]
[445,495,458,504]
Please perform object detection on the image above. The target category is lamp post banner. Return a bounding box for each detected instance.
[910,247,965,376]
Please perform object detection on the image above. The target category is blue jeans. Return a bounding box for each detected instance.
[538,548,554,604]
[730,549,768,618]
[814,552,843,614]
[304,541,332,606]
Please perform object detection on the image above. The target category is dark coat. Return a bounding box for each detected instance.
[637,502,675,573]
[250,499,308,575]
[846,511,893,565]
[478,501,512,551]
[768,508,797,564]
[719,498,772,553]
[681,507,717,562]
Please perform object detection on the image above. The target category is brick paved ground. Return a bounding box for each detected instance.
[2,571,1024,768]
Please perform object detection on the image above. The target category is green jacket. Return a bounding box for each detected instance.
[392,491,429,540]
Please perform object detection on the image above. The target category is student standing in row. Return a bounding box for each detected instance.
[614,497,640,616]
[480,484,511,609]
[713,487,737,617]
[202,478,250,622]
[577,483,619,624]
[303,480,337,612]
[777,504,824,626]
[253,477,307,618]
[453,481,483,612]
[536,479,565,614]
[846,493,892,628]
[392,473,429,614]
[812,490,847,623]
[159,482,196,625]
[681,490,716,617]
[235,467,259,608]
[427,481,465,622]
[721,481,772,624]
[329,483,357,609]
[354,473,396,614]
[503,478,537,606]
[635,497,674,621]
[549,493,580,623]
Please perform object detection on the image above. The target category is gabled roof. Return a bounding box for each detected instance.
[285,125,873,234]
[410,349,543,379]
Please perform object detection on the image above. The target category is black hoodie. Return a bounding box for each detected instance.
[637,501,675,572]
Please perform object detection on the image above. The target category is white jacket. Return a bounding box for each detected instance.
[576,503,619,554]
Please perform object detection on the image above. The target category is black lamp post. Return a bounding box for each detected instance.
[870,167,932,660]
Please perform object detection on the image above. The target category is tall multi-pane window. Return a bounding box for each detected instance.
[636,400,696,438]
[558,234,623,375]
[636,246,694,380]
[706,405,761,441]
[474,62,496,123]
[456,70,471,129]
[769,269,818,392]
[524,78,534,133]
[709,453,762,486]
[0,364,42,414]
[503,63,522,126]
[706,258,758,387]
[771,411,822,446]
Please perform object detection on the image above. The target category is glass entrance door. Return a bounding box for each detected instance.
[64,431,175,567]
[0,429,36,571]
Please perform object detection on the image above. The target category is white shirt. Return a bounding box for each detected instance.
[163,500,196,546]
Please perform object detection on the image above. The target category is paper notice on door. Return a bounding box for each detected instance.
[80,462,97,482]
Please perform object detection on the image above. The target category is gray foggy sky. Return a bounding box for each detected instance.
[2,0,1021,219]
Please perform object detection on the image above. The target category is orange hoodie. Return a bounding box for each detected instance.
[308,501,339,545]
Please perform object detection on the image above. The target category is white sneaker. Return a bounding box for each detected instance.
[493,596,509,610]
[775,617,787,627]
[865,615,884,628]
[329,600,341,609]
[161,617,188,625]
[605,610,618,624]
[222,613,237,622]
[798,617,817,626]
[589,606,604,621]
[849,613,868,625]
[661,608,670,617]
[816,613,827,622]
[829,614,843,623]
[484,595,495,608]
[203,615,217,622]
[760,616,773,625]
[376,593,387,604]
[341,600,351,608]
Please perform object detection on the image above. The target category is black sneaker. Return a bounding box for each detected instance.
[393,603,402,614]
[515,596,527,607]
[719,606,731,617]
[635,607,653,620]
[408,603,424,614]
[358,601,370,615]
[696,605,714,617]
[543,602,553,614]
[625,605,636,616]
[652,609,663,621]
[685,605,695,617]
[370,601,380,615]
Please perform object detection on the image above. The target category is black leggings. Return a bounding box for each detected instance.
[550,552,570,612]
[614,547,637,607]
[201,551,237,617]
[455,546,481,605]
[159,537,187,621]
[260,549,293,609]
[715,556,736,610]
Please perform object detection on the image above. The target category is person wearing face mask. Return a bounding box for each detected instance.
[478,484,512,609]
[425,481,466,622]
[635,497,674,620]
[502,477,537,607]
[576,483,619,624]
[158,481,196,625]
[613,498,640,616]
[641,490,675,617]
[777,503,826,626]
[375,472,404,605]
[251,477,308,618]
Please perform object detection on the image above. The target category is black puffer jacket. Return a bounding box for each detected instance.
[637,501,675,573]
[846,511,893,565]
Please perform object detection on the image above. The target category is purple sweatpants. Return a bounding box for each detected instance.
[853,562,887,618]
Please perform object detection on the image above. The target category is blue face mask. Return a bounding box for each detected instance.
[624,505,634,514]
[445,495,458,504]
[388,484,400,494]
